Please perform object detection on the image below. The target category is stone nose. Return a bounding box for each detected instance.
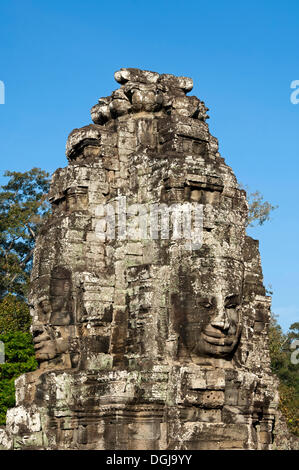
[211,310,230,331]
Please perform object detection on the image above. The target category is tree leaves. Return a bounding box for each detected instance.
[0,294,31,334]
[269,313,299,436]
[247,190,278,227]
[0,331,38,425]
[0,168,49,424]
[0,168,51,299]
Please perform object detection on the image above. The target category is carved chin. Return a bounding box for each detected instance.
[34,338,69,362]
[35,349,57,362]
[34,340,58,362]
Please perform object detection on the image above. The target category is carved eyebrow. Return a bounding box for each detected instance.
[198,297,212,303]
[197,297,214,307]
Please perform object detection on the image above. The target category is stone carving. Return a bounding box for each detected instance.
[33,266,74,365]
[0,68,278,450]
[171,256,244,360]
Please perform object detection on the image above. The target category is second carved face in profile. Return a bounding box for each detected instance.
[32,266,73,363]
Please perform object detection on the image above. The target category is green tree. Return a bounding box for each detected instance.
[269,313,299,436]
[0,168,50,299]
[0,294,31,334]
[0,168,50,425]
[0,332,38,425]
[289,322,299,342]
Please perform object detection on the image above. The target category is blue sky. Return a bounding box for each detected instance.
[0,0,298,331]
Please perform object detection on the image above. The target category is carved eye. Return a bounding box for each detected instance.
[225,295,239,309]
[226,303,237,309]
[200,301,212,308]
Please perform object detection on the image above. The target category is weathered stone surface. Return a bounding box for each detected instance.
[0,68,279,450]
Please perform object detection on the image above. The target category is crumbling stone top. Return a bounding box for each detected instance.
[90,67,209,126]
[66,68,209,161]
[114,68,194,90]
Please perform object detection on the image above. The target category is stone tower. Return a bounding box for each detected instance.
[0,68,278,450]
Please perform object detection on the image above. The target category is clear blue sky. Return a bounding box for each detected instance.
[0,0,298,331]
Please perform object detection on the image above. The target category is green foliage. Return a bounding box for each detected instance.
[0,294,31,334]
[278,383,299,436]
[0,168,50,299]
[269,314,299,436]
[0,168,49,425]
[0,332,38,425]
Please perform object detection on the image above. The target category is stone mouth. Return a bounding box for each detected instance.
[202,330,234,347]
[33,335,51,350]
[34,341,46,351]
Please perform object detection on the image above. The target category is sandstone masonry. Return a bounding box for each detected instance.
[0,68,278,450]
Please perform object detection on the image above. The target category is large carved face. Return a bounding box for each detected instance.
[172,257,244,359]
[32,266,73,363]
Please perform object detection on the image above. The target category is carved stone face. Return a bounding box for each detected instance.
[172,258,243,359]
[32,267,73,363]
